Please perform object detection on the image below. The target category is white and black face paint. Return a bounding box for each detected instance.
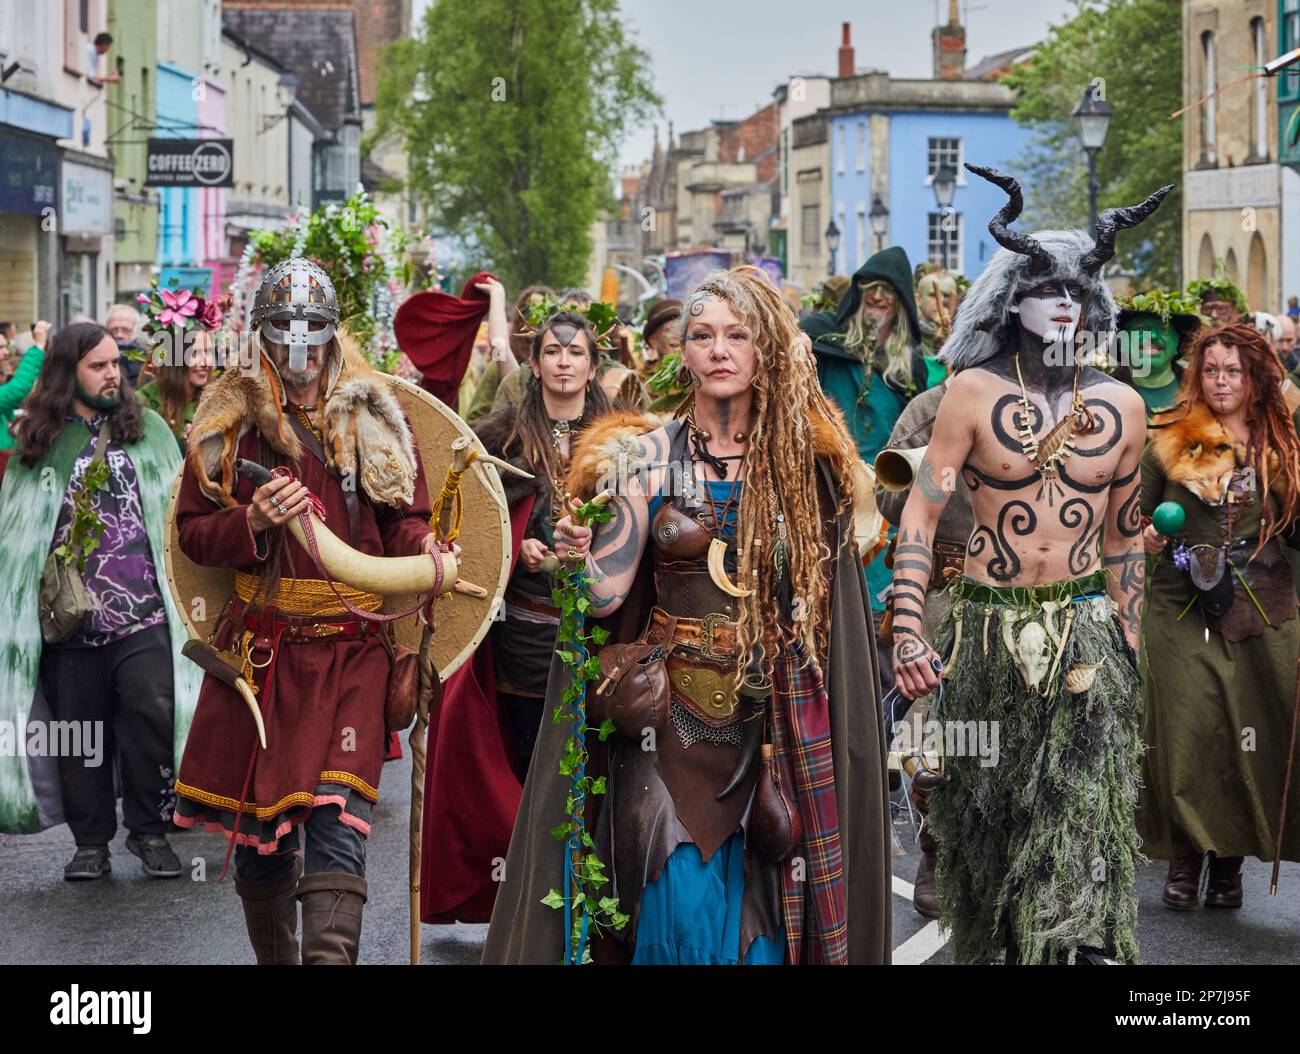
[1010,280,1083,347]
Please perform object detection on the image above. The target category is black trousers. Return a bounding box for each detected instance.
[38,622,176,846]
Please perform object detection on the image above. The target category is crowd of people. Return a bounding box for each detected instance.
[1,162,1299,967]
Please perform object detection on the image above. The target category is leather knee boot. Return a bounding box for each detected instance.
[297,871,367,965]
[234,856,302,965]
[1204,854,1243,909]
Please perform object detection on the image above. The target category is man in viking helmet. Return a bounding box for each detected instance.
[171,258,448,964]
[889,165,1170,964]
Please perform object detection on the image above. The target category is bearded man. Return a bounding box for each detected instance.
[891,165,1169,964]
[172,259,446,965]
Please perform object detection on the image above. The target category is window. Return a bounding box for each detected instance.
[836,206,846,270]
[928,211,962,271]
[927,137,961,179]
[801,202,820,249]
[836,125,845,174]
[1252,17,1267,159]
[855,121,866,172]
[856,204,866,263]
[781,128,789,196]
[1202,31,1217,163]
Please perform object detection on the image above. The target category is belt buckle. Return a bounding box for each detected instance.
[699,612,728,660]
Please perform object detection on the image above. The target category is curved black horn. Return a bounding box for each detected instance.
[964,163,1054,275]
[1079,184,1174,274]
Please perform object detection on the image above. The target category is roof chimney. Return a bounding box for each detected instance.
[932,0,967,80]
[838,23,854,79]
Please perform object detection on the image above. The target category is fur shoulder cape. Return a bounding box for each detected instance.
[566,405,856,501]
[1148,401,1282,505]
[188,330,417,509]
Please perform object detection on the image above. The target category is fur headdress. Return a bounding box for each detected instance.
[941,164,1173,372]
[188,327,417,508]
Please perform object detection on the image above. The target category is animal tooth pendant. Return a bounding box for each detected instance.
[708,537,754,598]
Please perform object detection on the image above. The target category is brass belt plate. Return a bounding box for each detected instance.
[670,664,738,721]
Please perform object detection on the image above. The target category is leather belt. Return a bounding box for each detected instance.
[929,540,966,592]
[231,599,383,645]
[505,589,560,618]
[646,606,739,660]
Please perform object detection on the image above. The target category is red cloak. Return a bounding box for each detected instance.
[419,492,535,922]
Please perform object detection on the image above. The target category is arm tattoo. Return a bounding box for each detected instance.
[915,458,949,505]
[1104,550,1145,636]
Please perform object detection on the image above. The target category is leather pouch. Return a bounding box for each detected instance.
[591,639,672,738]
[751,743,802,862]
[384,640,420,732]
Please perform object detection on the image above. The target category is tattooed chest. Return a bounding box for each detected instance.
[959,394,1128,584]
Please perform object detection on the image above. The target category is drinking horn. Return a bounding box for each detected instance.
[233,458,457,595]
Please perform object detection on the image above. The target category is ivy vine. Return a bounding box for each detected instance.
[51,457,110,572]
[541,495,629,963]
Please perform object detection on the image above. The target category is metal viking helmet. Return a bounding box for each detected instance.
[250,257,340,373]
[939,164,1173,371]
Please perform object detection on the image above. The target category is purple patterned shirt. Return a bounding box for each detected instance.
[50,413,165,647]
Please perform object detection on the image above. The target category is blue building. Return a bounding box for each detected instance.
[155,61,203,282]
[826,74,1032,281]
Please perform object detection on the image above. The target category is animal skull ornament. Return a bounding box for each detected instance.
[1003,617,1051,691]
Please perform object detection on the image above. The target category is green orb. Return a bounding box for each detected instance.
[1152,501,1185,536]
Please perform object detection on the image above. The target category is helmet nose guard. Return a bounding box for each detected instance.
[251,258,340,355]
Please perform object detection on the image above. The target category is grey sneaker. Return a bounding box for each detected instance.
[64,846,111,881]
[125,833,183,878]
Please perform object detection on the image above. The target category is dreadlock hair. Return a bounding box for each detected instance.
[501,311,612,501]
[1180,323,1300,552]
[17,322,144,467]
[679,266,858,674]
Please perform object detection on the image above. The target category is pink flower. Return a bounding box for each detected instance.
[158,288,198,328]
[136,293,150,305]
[199,299,223,330]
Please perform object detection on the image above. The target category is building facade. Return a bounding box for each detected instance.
[1183,0,1282,311]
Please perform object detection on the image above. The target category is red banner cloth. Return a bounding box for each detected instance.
[393,272,495,407]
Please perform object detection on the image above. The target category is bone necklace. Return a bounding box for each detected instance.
[1013,353,1095,506]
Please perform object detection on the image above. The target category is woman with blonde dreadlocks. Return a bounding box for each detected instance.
[419,310,611,925]
[482,266,892,965]
[1139,324,1300,911]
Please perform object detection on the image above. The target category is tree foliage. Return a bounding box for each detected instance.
[371,0,660,291]
[1002,0,1182,288]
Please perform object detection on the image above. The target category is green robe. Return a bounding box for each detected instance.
[0,409,202,833]
[1137,440,1300,862]
[0,346,45,451]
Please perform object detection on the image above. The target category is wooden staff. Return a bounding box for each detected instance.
[410,436,475,964]
[1271,657,1300,894]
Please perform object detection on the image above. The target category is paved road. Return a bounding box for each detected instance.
[2,752,1296,965]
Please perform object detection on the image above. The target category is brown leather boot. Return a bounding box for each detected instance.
[297,871,367,965]
[1204,854,1244,909]
[234,856,302,965]
[913,829,941,919]
[1161,851,1204,910]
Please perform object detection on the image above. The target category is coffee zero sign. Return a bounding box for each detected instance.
[145,138,234,188]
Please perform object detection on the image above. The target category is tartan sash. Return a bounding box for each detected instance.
[770,629,848,965]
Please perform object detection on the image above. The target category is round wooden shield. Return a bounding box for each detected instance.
[163,376,511,681]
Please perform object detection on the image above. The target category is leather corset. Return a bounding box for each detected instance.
[650,499,737,622]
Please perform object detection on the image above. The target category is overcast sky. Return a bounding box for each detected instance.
[617,0,1081,168]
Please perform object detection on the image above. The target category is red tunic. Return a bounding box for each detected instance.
[172,427,433,852]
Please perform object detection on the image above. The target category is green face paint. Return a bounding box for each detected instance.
[1119,313,1179,385]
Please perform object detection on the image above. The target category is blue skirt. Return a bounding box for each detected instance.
[631,833,785,965]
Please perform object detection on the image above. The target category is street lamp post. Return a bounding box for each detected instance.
[277,73,299,208]
[1072,83,1113,238]
[932,164,957,270]
[825,218,841,277]
[869,194,889,253]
